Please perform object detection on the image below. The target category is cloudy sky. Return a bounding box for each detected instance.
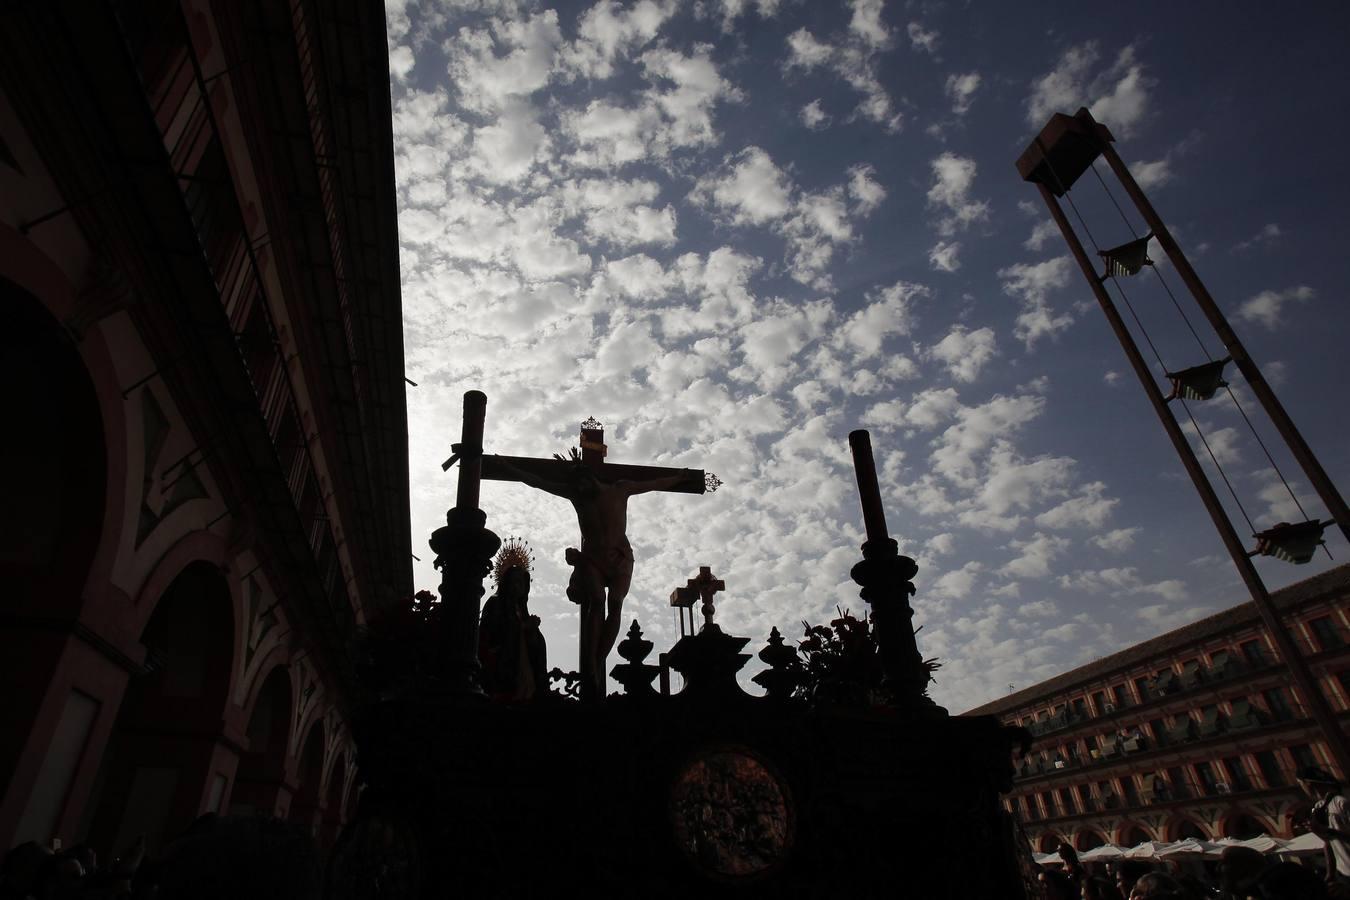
[389,0,1350,712]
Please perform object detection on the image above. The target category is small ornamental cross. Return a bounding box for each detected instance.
[688,566,725,631]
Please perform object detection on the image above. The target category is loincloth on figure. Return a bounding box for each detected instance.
[564,541,634,603]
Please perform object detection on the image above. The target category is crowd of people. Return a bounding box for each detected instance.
[1030,766,1350,900]
[0,815,320,900]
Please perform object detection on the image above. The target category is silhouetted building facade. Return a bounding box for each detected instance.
[0,0,408,856]
[967,565,1350,852]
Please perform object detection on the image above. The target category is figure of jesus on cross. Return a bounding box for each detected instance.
[483,418,719,699]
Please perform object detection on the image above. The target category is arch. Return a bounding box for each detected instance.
[87,560,236,856]
[1074,828,1106,851]
[1221,811,1267,840]
[289,718,327,836]
[229,664,292,819]
[1165,817,1208,842]
[1037,832,1065,853]
[1116,823,1152,847]
[0,229,131,618]
[343,774,360,823]
[0,275,107,607]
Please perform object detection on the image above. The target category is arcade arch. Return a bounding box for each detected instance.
[87,560,236,855]
[232,665,293,818]
[1074,829,1106,851]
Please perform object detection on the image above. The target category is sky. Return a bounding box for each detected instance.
[388,0,1350,713]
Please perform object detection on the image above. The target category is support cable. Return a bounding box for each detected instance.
[1091,163,1213,360]
[1059,165,1260,536]
[1091,164,1316,539]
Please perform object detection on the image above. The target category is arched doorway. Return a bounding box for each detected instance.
[1119,824,1151,847]
[1075,829,1106,851]
[1169,818,1207,841]
[290,720,326,837]
[1037,832,1065,853]
[1,281,109,847]
[87,561,235,856]
[232,666,292,818]
[0,277,107,604]
[1223,812,1266,840]
[319,750,347,848]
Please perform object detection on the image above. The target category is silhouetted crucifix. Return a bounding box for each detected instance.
[482,418,720,700]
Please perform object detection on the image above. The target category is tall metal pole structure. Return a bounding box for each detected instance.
[1016,109,1350,778]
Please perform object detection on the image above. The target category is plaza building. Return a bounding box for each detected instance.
[966,564,1350,853]
[0,0,409,856]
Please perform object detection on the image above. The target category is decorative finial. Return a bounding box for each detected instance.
[580,416,602,431]
[492,536,534,587]
[704,473,723,493]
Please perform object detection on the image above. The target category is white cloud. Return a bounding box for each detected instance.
[389,45,415,82]
[907,22,939,54]
[945,72,981,115]
[998,256,1075,348]
[930,325,997,382]
[800,99,831,130]
[559,177,678,248]
[904,388,961,429]
[784,28,834,69]
[835,281,927,359]
[927,153,990,235]
[1026,42,1154,137]
[1235,285,1314,330]
[1004,532,1071,579]
[561,0,676,80]
[1133,158,1173,190]
[448,11,564,114]
[847,164,886,214]
[848,0,891,48]
[1091,527,1138,552]
[928,240,961,273]
[1034,481,1117,529]
[784,25,902,132]
[1232,223,1282,253]
[709,0,782,33]
[692,146,793,226]
[1024,220,1059,252]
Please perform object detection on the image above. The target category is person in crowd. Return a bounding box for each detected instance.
[1129,871,1195,900]
[1254,860,1329,900]
[1299,766,1350,890]
[1218,845,1268,899]
[1083,873,1126,900]
[1115,859,1156,898]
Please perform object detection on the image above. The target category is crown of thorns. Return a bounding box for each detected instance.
[493,537,534,586]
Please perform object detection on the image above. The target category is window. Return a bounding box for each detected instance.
[1339,671,1350,709]
[1289,744,1318,771]
[1112,684,1131,708]
[1223,756,1253,792]
[1077,783,1096,812]
[1072,698,1088,720]
[1121,775,1142,807]
[1148,718,1170,747]
[1255,750,1285,787]
[1195,761,1220,796]
[1134,676,1153,702]
[1044,791,1062,817]
[1264,687,1295,722]
[1022,795,1038,821]
[1310,616,1343,651]
[1242,639,1269,668]
[1058,788,1076,815]
[1167,766,1192,799]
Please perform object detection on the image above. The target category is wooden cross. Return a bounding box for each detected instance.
[479,417,717,495]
